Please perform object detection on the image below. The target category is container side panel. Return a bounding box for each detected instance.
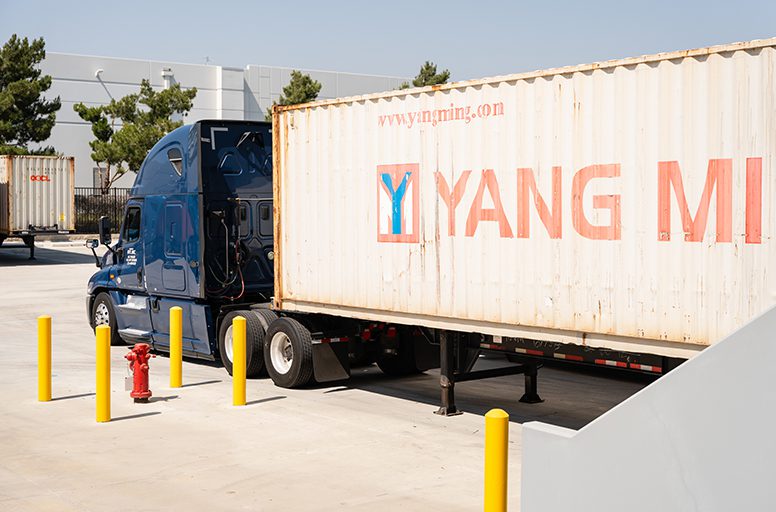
[277,45,776,351]
[9,156,75,232]
[0,156,8,235]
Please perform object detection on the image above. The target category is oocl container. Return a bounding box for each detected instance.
[0,155,75,239]
[273,38,776,360]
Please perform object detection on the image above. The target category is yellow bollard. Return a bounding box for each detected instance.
[170,306,183,388]
[484,408,509,512]
[38,315,52,402]
[232,315,246,406]
[96,325,111,423]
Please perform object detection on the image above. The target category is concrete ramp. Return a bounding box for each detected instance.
[521,306,776,512]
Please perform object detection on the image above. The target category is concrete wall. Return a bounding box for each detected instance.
[521,306,776,512]
[38,52,405,187]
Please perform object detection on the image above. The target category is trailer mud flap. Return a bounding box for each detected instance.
[312,342,351,383]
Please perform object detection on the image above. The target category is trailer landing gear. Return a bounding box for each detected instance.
[435,331,462,416]
[22,235,35,260]
[434,330,543,416]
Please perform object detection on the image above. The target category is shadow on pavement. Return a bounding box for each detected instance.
[52,392,96,401]
[0,245,97,266]
[246,396,286,406]
[111,411,162,422]
[149,395,179,403]
[180,379,222,388]
[139,341,656,430]
[316,357,658,430]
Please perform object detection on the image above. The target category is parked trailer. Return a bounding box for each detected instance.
[88,38,775,415]
[271,38,776,412]
[0,155,75,258]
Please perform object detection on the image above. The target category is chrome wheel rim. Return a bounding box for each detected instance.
[270,332,293,375]
[94,302,110,327]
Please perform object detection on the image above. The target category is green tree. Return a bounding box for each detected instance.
[399,61,451,90]
[74,79,197,191]
[265,70,322,120]
[0,35,61,154]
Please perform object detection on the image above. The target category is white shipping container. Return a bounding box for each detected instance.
[0,155,75,237]
[273,38,776,360]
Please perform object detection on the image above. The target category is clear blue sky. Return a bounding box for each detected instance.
[1,0,774,80]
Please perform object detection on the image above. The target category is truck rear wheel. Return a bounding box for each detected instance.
[263,317,314,388]
[219,310,265,378]
[92,292,123,346]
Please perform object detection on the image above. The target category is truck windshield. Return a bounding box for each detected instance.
[201,123,272,176]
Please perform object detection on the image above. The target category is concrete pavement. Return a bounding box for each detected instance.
[0,244,651,511]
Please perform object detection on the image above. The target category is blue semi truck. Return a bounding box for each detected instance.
[86,118,673,413]
[86,120,450,390]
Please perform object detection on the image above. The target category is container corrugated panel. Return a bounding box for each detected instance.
[0,155,75,235]
[0,157,8,235]
[274,38,776,359]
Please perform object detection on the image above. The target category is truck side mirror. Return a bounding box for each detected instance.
[98,216,112,246]
[85,239,102,267]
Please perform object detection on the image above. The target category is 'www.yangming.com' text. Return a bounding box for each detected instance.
[378,102,504,129]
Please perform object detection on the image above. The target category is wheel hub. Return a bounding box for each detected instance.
[94,302,110,326]
[270,332,293,375]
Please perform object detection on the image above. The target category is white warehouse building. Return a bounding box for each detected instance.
[39,52,406,187]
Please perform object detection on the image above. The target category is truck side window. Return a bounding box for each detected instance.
[123,207,141,242]
[168,148,183,175]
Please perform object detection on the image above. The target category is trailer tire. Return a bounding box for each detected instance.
[219,310,265,378]
[263,317,314,388]
[91,292,123,346]
[377,328,420,376]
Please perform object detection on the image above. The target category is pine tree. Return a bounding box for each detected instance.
[265,70,322,120]
[74,79,197,191]
[0,35,61,154]
[399,61,451,90]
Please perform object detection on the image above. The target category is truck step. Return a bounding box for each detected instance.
[118,328,152,343]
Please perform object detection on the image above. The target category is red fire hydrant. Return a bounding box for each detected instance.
[125,343,155,403]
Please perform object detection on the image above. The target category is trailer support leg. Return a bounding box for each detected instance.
[519,363,543,404]
[435,331,462,416]
[22,236,35,260]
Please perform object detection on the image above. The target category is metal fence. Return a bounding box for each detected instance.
[74,187,131,234]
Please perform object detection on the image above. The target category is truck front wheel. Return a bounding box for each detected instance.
[263,317,314,388]
[219,310,266,378]
[92,292,123,346]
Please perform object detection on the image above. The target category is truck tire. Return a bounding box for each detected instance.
[263,317,314,388]
[219,310,265,378]
[248,308,278,332]
[377,328,420,376]
[91,292,123,346]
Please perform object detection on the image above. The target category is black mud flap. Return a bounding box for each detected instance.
[312,342,351,383]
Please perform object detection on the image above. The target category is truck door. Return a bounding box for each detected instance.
[161,201,187,292]
[117,200,146,292]
[113,199,153,340]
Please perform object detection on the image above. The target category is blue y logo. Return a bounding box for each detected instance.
[377,164,419,243]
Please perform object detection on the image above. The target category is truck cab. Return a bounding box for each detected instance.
[86,120,274,365]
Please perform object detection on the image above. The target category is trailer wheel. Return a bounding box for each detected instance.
[219,310,265,378]
[263,317,314,388]
[92,292,123,346]
[377,327,420,376]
